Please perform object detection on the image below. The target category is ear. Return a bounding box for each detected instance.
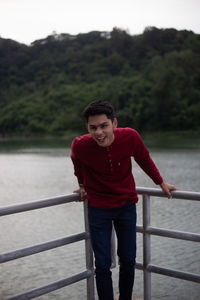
[86,123,89,132]
[113,118,118,128]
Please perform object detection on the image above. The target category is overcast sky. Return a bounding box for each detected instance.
[0,0,199,45]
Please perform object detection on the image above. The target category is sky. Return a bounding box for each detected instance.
[0,0,200,45]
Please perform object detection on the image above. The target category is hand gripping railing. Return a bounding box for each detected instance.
[135,187,200,300]
[0,194,95,300]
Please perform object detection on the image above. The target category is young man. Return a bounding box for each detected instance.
[71,100,176,300]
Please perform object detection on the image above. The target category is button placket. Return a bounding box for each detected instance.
[106,147,113,172]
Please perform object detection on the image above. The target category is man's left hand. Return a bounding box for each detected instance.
[160,181,177,198]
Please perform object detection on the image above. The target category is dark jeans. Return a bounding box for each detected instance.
[88,202,137,300]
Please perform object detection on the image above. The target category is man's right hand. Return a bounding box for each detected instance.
[73,186,86,201]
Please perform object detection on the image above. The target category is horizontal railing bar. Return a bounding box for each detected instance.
[1,188,199,218]
[135,262,144,270]
[0,232,88,264]
[0,193,80,217]
[135,261,200,283]
[136,225,200,242]
[136,187,200,201]
[147,226,200,242]
[136,225,143,233]
[147,264,200,283]
[6,269,93,300]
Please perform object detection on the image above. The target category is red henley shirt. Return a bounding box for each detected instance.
[71,128,163,208]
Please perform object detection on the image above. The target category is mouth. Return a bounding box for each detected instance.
[96,136,106,144]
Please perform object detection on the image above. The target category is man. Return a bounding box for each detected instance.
[71,100,176,300]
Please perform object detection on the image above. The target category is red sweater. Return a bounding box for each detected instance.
[71,128,163,208]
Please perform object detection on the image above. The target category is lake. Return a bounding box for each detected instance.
[0,139,200,299]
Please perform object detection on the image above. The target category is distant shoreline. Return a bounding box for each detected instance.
[0,130,200,150]
[0,129,199,139]
[0,133,79,142]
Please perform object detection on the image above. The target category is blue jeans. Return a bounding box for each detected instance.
[88,202,137,300]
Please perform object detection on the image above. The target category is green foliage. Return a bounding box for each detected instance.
[0,27,199,136]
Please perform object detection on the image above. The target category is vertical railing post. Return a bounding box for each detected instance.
[143,194,151,300]
[84,200,95,300]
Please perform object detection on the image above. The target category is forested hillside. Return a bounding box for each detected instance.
[0,27,200,136]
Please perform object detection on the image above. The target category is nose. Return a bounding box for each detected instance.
[95,126,103,135]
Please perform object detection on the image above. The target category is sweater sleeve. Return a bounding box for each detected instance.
[71,138,84,185]
[133,131,163,185]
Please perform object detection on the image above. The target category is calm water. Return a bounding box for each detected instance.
[0,143,200,299]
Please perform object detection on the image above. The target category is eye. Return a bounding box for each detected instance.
[101,124,108,129]
[90,126,96,131]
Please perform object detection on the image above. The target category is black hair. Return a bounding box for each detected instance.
[82,100,115,122]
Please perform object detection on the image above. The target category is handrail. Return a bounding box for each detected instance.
[137,225,200,242]
[0,193,79,217]
[136,187,200,201]
[0,188,200,300]
[6,270,93,300]
[135,187,200,300]
[0,194,95,300]
[0,232,88,264]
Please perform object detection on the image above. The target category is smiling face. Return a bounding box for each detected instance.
[87,114,117,147]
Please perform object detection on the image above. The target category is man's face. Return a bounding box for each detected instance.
[87,114,117,147]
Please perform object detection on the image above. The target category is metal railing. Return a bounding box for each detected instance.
[135,187,200,300]
[0,188,200,300]
[0,194,95,300]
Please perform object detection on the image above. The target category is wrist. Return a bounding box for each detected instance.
[79,183,84,188]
